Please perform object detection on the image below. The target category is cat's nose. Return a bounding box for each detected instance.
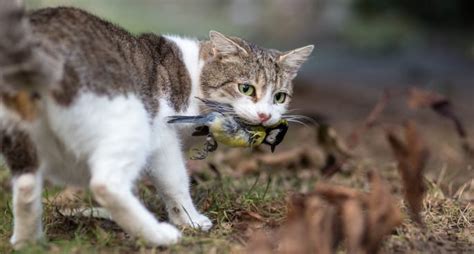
[257,113,271,123]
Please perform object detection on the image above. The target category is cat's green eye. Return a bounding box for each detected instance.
[238,83,255,96]
[274,92,287,104]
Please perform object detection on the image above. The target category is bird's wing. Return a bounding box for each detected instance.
[196,97,235,114]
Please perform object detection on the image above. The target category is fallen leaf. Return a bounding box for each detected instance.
[365,171,403,253]
[244,230,273,254]
[279,193,337,254]
[257,147,305,168]
[315,182,363,201]
[341,199,365,254]
[386,121,428,224]
[407,87,445,109]
[235,159,259,174]
[246,171,402,254]
[408,87,472,155]
[318,123,353,177]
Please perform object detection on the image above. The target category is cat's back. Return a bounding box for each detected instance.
[29,7,134,47]
[24,7,192,113]
[28,7,151,105]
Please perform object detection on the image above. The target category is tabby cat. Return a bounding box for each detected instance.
[0,0,313,249]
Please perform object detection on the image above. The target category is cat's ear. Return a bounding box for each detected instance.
[278,45,314,76]
[209,30,248,57]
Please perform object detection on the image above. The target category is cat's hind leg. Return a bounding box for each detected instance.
[147,126,213,231]
[10,172,44,250]
[1,128,44,249]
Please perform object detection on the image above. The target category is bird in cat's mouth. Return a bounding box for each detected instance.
[167,98,288,159]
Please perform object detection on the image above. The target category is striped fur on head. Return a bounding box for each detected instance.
[200,31,313,127]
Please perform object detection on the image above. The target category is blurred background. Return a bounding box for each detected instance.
[25,0,474,91]
[24,0,474,184]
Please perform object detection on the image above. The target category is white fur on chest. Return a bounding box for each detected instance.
[33,93,151,187]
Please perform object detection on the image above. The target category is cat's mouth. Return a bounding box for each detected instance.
[236,115,279,127]
[238,117,263,126]
[229,111,274,127]
[196,97,278,127]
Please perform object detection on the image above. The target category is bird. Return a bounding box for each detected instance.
[166,98,289,159]
[263,119,288,152]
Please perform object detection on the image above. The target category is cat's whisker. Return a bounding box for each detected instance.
[283,114,319,126]
[285,108,304,113]
[287,114,318,121]
[286,119,309,127]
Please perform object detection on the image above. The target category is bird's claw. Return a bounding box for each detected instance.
[190,135,218,160]
[205,135,218,152]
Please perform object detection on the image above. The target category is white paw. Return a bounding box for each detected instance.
[10,236,26,251]
[169,209,213,231]
[149,222,182,246]
[10,229,44,250]
[190,214,213,231]
[10,235,40,250]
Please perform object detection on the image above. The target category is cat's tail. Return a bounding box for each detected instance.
[0,0,63,93]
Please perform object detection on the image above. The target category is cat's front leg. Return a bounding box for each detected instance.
[147,126,212,231]
[10,172,44,250]
[86,105,182,246]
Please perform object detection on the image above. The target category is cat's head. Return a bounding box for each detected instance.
[200,31,313,127]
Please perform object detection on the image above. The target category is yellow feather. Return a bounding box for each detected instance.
[210,121,266,147]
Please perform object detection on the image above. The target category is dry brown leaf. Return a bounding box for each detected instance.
[341,199,365,254]
[318,123,353,177]
[407,87,446,109]
[316,172,402,253]
[303,197,338,254]
[314,182,363,202]
[320,154,342,178]
[246,171,402,254]
[240,211,266,222]
[408,87,472,155]
[243,230,273,254]
[318,124,353,158]
[216,144,324,176]
[235,159,259,174]
[278,194,337,254]
[386,121,428,224]
[257,147,305,167]
[365,171,403,253]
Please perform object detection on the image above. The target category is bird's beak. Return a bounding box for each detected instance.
[271,145,276,153]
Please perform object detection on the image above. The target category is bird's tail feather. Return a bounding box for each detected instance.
[167,115,208,124]
[0,0,63,93]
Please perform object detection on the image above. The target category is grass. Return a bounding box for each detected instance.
[0,145,472,253]
[0,163,292,253]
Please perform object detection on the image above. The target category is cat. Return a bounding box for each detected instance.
[0,0,313,249]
